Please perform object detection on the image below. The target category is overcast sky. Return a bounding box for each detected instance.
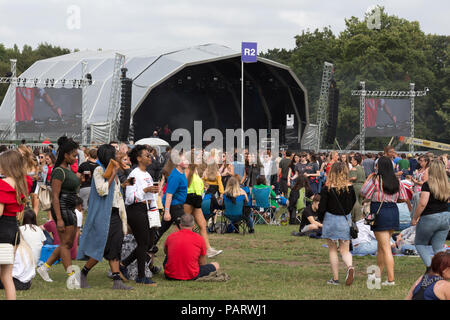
[0,0,448,54]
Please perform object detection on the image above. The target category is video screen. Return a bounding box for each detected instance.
[364,98,411,137]
[15,87,82,136]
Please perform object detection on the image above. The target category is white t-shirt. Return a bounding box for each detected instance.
[352,219,376,247]
[125,168,157,209]
[12,246,35,283]
[75,209,83,228]
[19,225,46,265]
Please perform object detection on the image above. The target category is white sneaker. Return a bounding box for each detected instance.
[67,273,81,290]
[381,280,395,286]
[207,247,223,258]
[37,265,53,282]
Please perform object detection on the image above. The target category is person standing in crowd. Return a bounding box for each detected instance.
[77,144,132,290]
[77,148,98,210]
[340,153,351,170]
[317,162,356,286]
[278,151,292,197]
[19,208,46,265]
[232,151,246,186]
[411,160,450,272]
[349,154,366,218]
[155,151,188,244]
[398,153,410,179]
[116,151,132,191]
[184,156,222,258]
[17,145,39,215]
[0,150,30,300]
[163,214,220,281]
[406,251,450,300]
[326,151,339,176]
[219,153,234,188]
[202,162,224,213]
[408,153,419,176]
[294,152,308,180]
[246,152,262,190]
[288,175,313,225]
[412,155,430,193]
[361,156,410,286]
[42,152,56,220]
[36,137,81,285]
[121,145,159,286]
[304,154,321,195]
[362,153,375,178]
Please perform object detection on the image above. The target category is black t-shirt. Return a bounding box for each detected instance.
[279,158,291,179]
[421,182,448,216]
[295,162,308,176]
[304,162,319,175]
[77,161,98,188]
[300,206,318,230]
[317,185,356,222]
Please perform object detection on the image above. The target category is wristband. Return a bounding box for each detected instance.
[164,208,170,212]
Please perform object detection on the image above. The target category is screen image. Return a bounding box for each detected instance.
[15,87,82,136]
[364,98,411,137]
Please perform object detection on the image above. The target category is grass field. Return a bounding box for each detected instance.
[15,210,447,300]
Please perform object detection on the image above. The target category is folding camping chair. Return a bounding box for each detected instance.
[251,186,275,225]
[295,187,313,224]
[199,193,221,233]
[223,194,249,235]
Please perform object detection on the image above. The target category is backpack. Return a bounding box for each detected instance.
[296,187,306,211]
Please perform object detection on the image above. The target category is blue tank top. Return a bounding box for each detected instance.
[412,274,443,300]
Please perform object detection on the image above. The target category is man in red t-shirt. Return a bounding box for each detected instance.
[163,214,219,280]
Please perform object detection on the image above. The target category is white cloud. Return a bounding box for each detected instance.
[0,0,448,54]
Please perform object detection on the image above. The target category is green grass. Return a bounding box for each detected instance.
[18,210,447,300]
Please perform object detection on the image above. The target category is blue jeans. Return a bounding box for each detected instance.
[352,239,378,256]
[415,211,450,267]
[399,244,433,255]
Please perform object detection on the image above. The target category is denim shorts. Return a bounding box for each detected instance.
[321,212,351,241]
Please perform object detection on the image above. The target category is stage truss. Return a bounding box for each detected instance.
[0,59,94,142]
[351,82,428,152]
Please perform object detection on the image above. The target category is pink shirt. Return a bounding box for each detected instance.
[361,176,408,203]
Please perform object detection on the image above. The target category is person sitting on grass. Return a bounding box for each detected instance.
[405,251,450,300]
[292,194,322,237]
[163,214,220,281]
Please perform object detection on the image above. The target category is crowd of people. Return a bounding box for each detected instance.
[0,138,449,300]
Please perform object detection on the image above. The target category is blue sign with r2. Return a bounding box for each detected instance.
[241,42,257,63]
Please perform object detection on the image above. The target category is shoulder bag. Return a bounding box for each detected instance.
[331,188,359,239]
[364,177,384,226]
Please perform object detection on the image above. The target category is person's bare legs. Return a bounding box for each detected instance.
[31,193,39,216]
[0,265,16,300]
[375,231,395,281]
[46,225,76,270]
[338,240,353,268]
[327,239,339,281]
[184,204,211,249]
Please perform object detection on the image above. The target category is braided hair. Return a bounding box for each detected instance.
[54,136,79,168]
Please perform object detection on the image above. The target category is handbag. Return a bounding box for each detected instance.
[146,200,161,228]
[0,213,22,265]
[364,188,385,226]
[38,184,52,211]
[331,189,358,239]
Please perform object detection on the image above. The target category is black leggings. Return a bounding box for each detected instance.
[122,203,155,279]
[154,204,184,244]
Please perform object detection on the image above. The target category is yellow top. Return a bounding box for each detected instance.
[203,175,224,194]
[187,173,204,196]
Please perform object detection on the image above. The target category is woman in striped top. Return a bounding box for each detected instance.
[361,156,410,286]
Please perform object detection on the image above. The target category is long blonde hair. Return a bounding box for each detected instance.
[0,150,29,205]
[326,162,350,193]
[18,144,38,172]
[224,176,241,198]
[428,160,450,202]
[204,163,219,181]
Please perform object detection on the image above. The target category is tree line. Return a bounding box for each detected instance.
[261,8,449,150]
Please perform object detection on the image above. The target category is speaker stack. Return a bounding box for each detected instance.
[324,79,339,145]
[118,68,132,142]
